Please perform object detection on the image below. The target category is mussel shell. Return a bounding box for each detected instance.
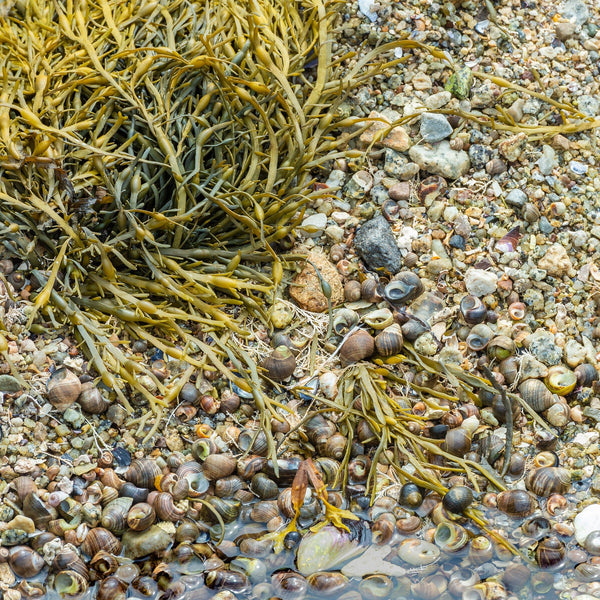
[496,490,537,517]
[525,466,570,497]
[518,378,555,412]
[460,295,486,325]
[119,482,149,504]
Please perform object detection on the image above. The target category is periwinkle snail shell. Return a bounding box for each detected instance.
[332,308,359,336]
[544,365,577,396]
[80,527,122,557]
[261,345,296,381]
[496,489,537,517]
[518,378,555,413]
[126,503,155,532]
[361,277,383,303]
[271,570,308,600]
[433,522,469,553]
[525,466,570,497]
[124,458,162,490]
[307,571,349,595]
[46,367,82,411]
[397,538,440,566]
[535,535,566,568]
[442,485,474,514]
[360,574,395,600]
[77,382,109,414]
[441,428,471,457]
[460,295,487,325]
[384,272,424,306]
[374,324,403,357]
[398,483,423,509]
[339,329,375,366]
[486,335,516,360]
[466,324,494,352]
[585,531,600,555]
[575,363,599,387]
[9,546,46,578]
[53,570,89,597]
[363,307,394,330]
[203,454,237,481]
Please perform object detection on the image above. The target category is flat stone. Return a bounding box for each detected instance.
[353,214,404,274]
[409,141,470,179]
[420,113,453,143]
[298,213,327,237]
[538,243,573,277]
[359,110,410,152]
[520,354,549,380]
[425,91,452,110]
[538,144,557,175]
[505,189,528,208]
[388,181,411,201]
[468,144,493,170]
[464,268,498,297]
[555,20,577,40]
[289,252,344,313]
[499,132,527,162]
[560,0,589,26]
[412,72,432,91]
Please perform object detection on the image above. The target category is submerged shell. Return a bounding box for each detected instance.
[397,539,440,566]
[296,523,371,575]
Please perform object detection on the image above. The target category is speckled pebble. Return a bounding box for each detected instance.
[538,243,573,277]
[409,141,470,180]
[527,329,563,366]
[464,268,498,297]
[498,132,527,162]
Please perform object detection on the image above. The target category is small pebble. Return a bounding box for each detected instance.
[420,113,453,143]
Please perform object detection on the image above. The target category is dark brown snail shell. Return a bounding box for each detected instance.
[460,295,487,325]
[9,546,46,578]
[535,535,566,568]
[178,382,200,404]
[47,367,82,411]
[205,569,249,592]
[384,272,424,306]
[344,279,362,302]
[441,428,471,457]
[250,473,279,500]
[339,329,375,366]
[575,363,599,387]
[496,490,537,517]
[401,319,428,341]
[52,547,89,579]
[154,492,186,522]
[374,324,404,357]
[348,455,371,484]
[519,378,555,412]
[322,433,347,460]
[525,466,570,497]
[89,551,119,577]
[250,500,280,523]
[124,458,161,490]
[307,571,349,596]
[203,454,237,481]
[271,570,308,600]
[80,527,122,557]
[119,482,149,504]
[399,483,423,509]
[127,503,155,531]
[442,485,474,514]
[101,497,133,534]
[261,345,296,381]
[361,278,383,303]
[306,414,337,445]
[97,576,128,600]
[77,382,108,414]
[215,475,245,498]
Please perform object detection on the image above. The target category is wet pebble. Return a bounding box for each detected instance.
[353,215,404,274]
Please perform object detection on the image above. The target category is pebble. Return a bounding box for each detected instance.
[574,504,600,546]
[498,132,527,162]
[507,98,525,123]
[464,268,498,297]
[468,144,493,170]
[560,0,589,26]
[344,170,374,200]
[555,20,577,40]
[527,329,563,366]
[419,113,453,143]
[358,0,378,22]
[326,169,346,188]
[505,189,528,208]
[298,213,327,237]
[413,332,439,356]
[412,72,432,91]
[289,252,344,312]
[520,354,549,379]
[538,145,558,175]
[388,181,411,201]
[409,141,470,180]
[424,91,451,110]
[353,214,404,273]
[359,110,410,152]
[0,375,20,393]
[538,243,574,277]
[564,339,587,367]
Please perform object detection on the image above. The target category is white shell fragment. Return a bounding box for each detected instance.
[574,504,600,546]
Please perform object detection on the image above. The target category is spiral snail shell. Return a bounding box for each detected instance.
[525,466,570,498]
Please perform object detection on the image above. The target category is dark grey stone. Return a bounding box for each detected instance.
[353,214,404,274]
[448,234,466,250]
[468,144,493,170]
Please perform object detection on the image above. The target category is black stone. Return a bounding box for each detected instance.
[469,144,493,170]
[449,234,466,250]
[353,214,404,274]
